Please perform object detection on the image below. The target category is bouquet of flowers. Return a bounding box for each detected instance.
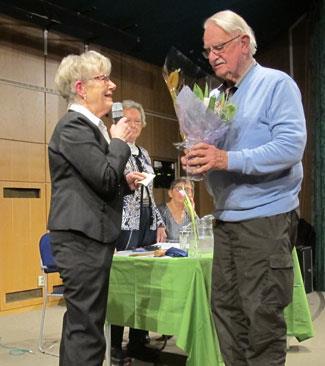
[163,47,236,179]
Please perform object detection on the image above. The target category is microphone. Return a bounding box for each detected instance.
[111,102,124,123]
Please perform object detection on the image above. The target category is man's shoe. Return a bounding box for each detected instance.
[127,343,160,363]
[111,346,133,365]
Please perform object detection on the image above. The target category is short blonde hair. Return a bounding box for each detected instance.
[204,10,257,56]
[122,99,147,127]
[54,50,112,103]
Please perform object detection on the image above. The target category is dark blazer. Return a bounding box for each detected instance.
[48,110,131,244]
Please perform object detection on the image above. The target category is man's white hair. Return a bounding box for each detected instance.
[204,10,257,55]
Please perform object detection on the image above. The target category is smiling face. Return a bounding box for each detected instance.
[76,74,116,118]
[123,107,144,143]
[203,22,250,84]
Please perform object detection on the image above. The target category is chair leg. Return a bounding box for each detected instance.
[38,279,59,357]
[38,290,47,353]
[104,323,111,366]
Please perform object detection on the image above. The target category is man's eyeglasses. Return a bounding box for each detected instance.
[202,35,240,59]
[90,74,110,82]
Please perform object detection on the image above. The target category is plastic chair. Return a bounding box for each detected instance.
[38,232,64,356]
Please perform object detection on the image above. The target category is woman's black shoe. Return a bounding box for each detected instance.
[111,346,133,365]
[127,344,160,363]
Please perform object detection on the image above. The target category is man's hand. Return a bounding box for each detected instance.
[181,142,228,175]
[125,171,146,190]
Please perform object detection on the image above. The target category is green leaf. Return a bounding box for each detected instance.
[193,83,204,100]
[208,96,216,110]
[182,190,199,247]
[223,104,237,121]
[204,83,209,98]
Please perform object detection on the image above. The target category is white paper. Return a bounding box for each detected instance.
[138,172,155,187]
[153,242,180,249]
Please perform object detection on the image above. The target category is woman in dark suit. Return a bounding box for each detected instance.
[48,50,144,366]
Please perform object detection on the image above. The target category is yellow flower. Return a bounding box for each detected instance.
[163,68,181,101]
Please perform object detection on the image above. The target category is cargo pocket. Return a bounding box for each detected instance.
[262,253,294,307]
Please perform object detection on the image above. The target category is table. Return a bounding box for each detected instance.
[107,248,314,366]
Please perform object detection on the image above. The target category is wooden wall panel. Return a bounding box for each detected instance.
[0,84,45,142]
[46,182,51,219]
[46,93,68,144]
[46,56,61,91]
[153,188,170,207]
[0,182,46,310]
[46,32,84,90]
[257,23,312,222]
[148,116,179,160]
[0,140,45,182]
[256,33,290,72]
[121,57,155,109]
[0,22,44,86]
[120,56,175,117]
[291,18,312,224]
[45,147,50,184]
[150,65,176,116]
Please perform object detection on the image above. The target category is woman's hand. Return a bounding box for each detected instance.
[156,227,167,243]
[110,117,133,142]
[125,171,146,190]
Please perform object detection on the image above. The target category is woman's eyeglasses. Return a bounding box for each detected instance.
[202,35,240,59]
[174,186,193,194]
[127,119,142,125]
[89,74,110,82]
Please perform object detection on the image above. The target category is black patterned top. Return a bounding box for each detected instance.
[122,145,165,231]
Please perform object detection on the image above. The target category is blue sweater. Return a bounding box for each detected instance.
[207,63,306,221]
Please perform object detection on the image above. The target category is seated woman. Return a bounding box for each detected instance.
[158,177,195,242]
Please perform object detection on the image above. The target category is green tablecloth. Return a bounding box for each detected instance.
[107,248,313,366]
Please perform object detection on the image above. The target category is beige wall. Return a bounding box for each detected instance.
[0,14,312,313]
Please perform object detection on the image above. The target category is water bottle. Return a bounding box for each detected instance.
[179,224,191,250]
[198,215,214,254]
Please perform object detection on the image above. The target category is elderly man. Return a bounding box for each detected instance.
[182,10,306,366]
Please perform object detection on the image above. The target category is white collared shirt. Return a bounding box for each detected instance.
[69,103,110,143]
[127,142,139,156]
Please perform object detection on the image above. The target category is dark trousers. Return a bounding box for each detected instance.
[111,325,148,349]
[112,206,156,348]
[211,210,298,366]
[50,231,115,366]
